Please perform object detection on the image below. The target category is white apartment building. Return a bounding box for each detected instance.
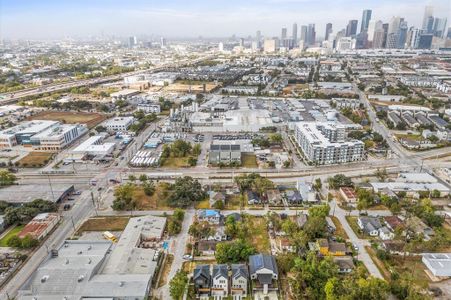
[103,117,135,133]
[294,122,364,165]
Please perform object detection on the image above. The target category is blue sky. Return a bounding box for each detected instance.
[1,0,450,39]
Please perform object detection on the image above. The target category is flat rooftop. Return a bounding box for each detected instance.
[0,184,74,204]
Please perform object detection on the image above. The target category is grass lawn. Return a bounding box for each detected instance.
[395,133,423,141]
[345,216,366,239]
[76,217,130,235]
[0,225,25,247]
[195,198,210,209]
[368,204,389,210]
[365,246,391,280]
[157,254,174,288]
[16,152,54,168]
[330,216,349,240]
[133,183,172,210]
[241,153,258,168]
[226,194,242,210]
[161,156,193,168]
[385,256,430,288]
[247,216,270,254]
[29,111,106,129]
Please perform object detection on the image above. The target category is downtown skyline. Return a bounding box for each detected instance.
[1,0,450,39]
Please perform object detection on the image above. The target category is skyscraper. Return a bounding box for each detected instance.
[398,19,408,48]
[307,24,316,45]
[292,23,298,46]
[256,30,261,42]
[422,6,434,30]
[406,27,421,49]
[128,36,137,48]
[386,16,401,48]
[360,9,372,33]
[346,20,358,37]
[281,28,287,40]
[433,18,448,38]
[300,25,308,42]
[372,21,386,49]
[325,23,333,41]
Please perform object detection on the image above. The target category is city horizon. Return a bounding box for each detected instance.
[1,0,450,39]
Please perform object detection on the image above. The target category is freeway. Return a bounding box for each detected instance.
[0,56,214,104]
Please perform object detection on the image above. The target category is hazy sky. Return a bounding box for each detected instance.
[1,0,450,40]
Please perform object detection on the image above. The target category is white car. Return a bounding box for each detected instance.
[182,254,193,260]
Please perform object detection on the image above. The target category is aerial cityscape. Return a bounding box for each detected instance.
[0,0,451,299]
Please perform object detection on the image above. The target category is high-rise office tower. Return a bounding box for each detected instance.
[406,27,421,49]
[160,37,167,47]
[433,18,448,38]
[128,36,137,48]
[281,28,287,40]
[447,27,451,39]
[381,23,389,47]
[239,38,245,47]
[325,23,333,41]
[300,25,308,43]
[292,23,298,46]
[398,19,408,48]
[422,6,434,30]
[426,16,435,33]
[361,9,372,32]
[386,16,401,48]
[346,20,358,37]
[307,24,316,45]
[372,21,386,49]
[418,34,433,49]
[256,30,261,42]
[367,20,376,42]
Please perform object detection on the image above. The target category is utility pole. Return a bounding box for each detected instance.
[47,175,56,203]
[91,191,98,216]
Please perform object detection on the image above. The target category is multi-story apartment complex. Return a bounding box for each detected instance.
[294,122,364,165]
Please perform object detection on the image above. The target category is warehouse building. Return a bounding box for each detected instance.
[294,122,364,165]
[103,117,135,133]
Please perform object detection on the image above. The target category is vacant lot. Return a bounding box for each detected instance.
[133,183,172,210]
[330,216,349,240]
[16,152,53,168]
[247,216,270,254]
[242,153,258,168]
[161,156,192,168]
[0,225,25,247]
[29,111,106,129]
[76,216,130,235]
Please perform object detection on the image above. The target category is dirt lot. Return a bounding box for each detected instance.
[133,183,172,210]
[76,216,130,235]
[29,111,107,128]
[163,82,218,93]
[16,151,54,168]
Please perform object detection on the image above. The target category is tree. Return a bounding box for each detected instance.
[189,221,214,240]
[327,174,353,189]
[303,216,328,239]
[215,239,255,263]
[142,181,155,196]
[7,235,22,248]
[269,133,283,144]
[356,189,375,210]
[167,176,207,207]
[313,178,322,191]
[0,169,16,186]
[138,174,148,182]
[112,183,136,210]
[128,175,137,182]
[169,270,188,300]
[308,205,330,218]
[21,235,39,248]
[374,168,388,182]
[431,189,441,198]
[173,208,185,222]
[192,144,202,156]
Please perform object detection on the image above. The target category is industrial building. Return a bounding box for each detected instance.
[294,122,365,165]
[18,215,166,300]
[69,135,116,161]
[103,117,135,133]
[0,120,88,150]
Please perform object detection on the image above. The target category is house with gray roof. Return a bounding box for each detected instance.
[194,264,211,297]
[212,264,229,298]
[249,254,279,295]
[231,264,249,298]
[357,216,382,236]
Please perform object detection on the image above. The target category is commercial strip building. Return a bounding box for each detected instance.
[294,122,365,165]
[68,135,116,162]
[18,215,166,300]
[18,213,60,240]
[0,184,74,205]
[0,120,88,150]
